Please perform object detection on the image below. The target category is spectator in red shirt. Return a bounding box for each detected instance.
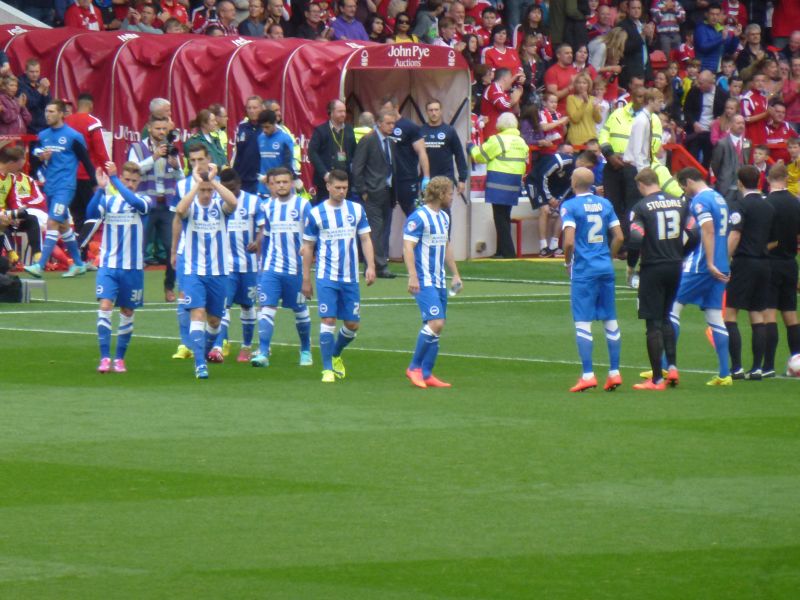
[448,2,472,41]
[191,0,218,33]
[481,68,523,138]
[463,0,492,24]
[764,99,798,164]
[482,26,523,75]
[721,0,747,33]
[474,6,499,47]
[64,0,106,31]
[65,93,110,235]
[741,72,770,146]
[544,44,579,115]
[159,0,190,25]
[513,4,551,61]
[783,56,800,131]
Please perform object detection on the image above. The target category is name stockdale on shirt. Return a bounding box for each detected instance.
[645,198,683,210]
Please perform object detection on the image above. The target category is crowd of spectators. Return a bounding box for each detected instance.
[3,0,800,262]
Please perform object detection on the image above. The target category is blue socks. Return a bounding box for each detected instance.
[603,319,621,373]
[39,230,59,268]
[333,325,357,357]
[97,309,112,359]
[215,308,230,349]
[116,313,134,359]
[295,306,311,352]
[241,306,256,347]
[205,324,220,355]
[411,324,436,372]
[258,306,277,354]
[420,329,440,378]
[61,230,84,266]
[320,323,336,371]
[178,303,191,347]
[575,321,594,376]
[190,321,206,369]
[704,309,730,377]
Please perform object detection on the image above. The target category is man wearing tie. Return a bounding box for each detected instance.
[352,109,398,279]
[711,114,749,204]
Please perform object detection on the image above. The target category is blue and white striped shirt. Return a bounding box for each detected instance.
[172,176,220,256]
[403,205,450,289]
[226,190,261,274]
[262,193,310,276]
[303,200,370,283]
[182,197,230,276]
[92,179,150,271]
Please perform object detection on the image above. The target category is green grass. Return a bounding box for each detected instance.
[1,261,799,599]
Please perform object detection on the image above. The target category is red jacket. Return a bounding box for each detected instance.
[65,112,109,181]
[481,82,514,138]
[64,4,105,31]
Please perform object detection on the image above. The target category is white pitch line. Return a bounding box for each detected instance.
[0,294,641,316]
[0,324,718,375]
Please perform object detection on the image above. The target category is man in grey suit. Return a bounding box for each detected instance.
[711,114,749,204]
[352,109,398,279]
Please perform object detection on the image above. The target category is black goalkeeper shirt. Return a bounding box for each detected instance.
[629,192,689,266]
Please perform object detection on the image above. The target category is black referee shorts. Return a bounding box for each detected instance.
[727,256,770,312]
[767,258,798,312]
[638,262,682,320]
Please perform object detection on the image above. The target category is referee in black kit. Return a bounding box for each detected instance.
[724,165,776,381]
[762,162,800,377]
[627,168,691,391]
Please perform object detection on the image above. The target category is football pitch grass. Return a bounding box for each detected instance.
[1,260,799,599]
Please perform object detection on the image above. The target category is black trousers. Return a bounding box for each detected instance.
[146,202,176,291]
[4,214,41,255]
[492,203,516,258]
[364,186,393,271]
[603,162,640,248]
[70,179,95,231]
[686,132,712,169]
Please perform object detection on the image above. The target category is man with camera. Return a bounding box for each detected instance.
[128,114,184,302]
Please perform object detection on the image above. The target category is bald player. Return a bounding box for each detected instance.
[561,167,624,392]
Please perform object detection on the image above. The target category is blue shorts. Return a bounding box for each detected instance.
[258,270,305,310]
[48,188,74,223]
[317,280,361,321]
[96,267,144,309]
[571,274,617,322]
[415,285,447,322]
[181,273,227,317]
[675,272,727,310]
[226,271,258,307]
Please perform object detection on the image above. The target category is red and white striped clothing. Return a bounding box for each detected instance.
[481,82,514,138]
[539,109,564,154]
